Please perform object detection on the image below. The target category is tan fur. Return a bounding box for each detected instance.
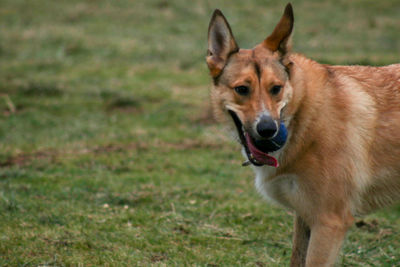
[206,4,400,266]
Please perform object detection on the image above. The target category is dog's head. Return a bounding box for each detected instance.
[206,4,294,166]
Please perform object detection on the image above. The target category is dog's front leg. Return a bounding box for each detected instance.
[290,215,310,267]
[304,214,354,267]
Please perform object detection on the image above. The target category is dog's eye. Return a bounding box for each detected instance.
[270,85,282,95]
[234,86,250,96]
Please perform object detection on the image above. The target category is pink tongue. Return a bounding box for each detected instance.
[245,133,279,167]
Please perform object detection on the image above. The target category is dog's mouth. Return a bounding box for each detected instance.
[228,110,279,167]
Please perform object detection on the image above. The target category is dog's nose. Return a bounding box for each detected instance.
[256,115,278,138]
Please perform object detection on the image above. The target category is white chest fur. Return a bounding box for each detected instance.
[241,148,299,210]
[252,165,299,209]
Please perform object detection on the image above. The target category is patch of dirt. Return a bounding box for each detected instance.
[92,142,149,154]
[191,108,216,126]
[150,253,168,263]
[355,219,379,232]
[105,96,143,113]
[0,139,222,167]
[0,150,57,167]
[155,139,224,151]
[0,143,148,167]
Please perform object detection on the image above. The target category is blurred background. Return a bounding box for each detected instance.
[1,0,399,265]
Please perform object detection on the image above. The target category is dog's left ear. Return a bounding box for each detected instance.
[263,3,294,61]
[207,9,239,78]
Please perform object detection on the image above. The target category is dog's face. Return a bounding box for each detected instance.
[206,4,294,166]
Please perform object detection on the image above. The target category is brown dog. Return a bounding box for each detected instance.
[206,3,400,266]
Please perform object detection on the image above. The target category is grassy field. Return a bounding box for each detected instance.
[1,0,400,266]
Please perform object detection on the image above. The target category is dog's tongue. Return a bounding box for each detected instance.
[245,133,279,167]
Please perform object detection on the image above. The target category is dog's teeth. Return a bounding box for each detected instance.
[242,160,251,166]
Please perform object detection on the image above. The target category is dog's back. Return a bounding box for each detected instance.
[334,63,400,213]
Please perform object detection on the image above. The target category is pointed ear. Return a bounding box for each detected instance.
[207,10,239,78]
[263,3,294,56]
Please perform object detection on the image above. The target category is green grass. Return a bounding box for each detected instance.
[1,0,400,266]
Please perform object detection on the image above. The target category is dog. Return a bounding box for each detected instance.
[206,3,400,266]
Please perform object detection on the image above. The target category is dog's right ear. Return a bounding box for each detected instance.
[207,10,239,78]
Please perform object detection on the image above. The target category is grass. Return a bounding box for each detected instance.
[0,0,400,266]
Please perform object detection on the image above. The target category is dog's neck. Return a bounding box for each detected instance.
[278,54,329,168]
